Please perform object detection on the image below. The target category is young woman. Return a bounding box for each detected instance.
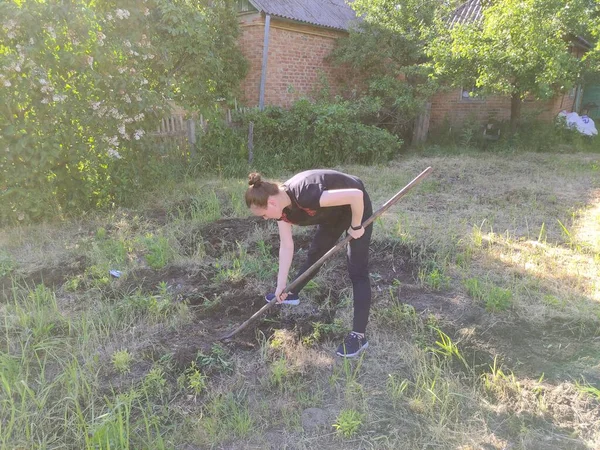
[245,169,373,358]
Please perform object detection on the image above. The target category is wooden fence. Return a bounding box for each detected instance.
[151,104,255,160]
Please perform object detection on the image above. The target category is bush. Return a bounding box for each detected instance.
[0,1,246,225]
[201,99,403,175]
[427,115,598,153]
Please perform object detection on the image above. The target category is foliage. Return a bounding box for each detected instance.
[464,277,513,312]
[329,2,442,139]
[427,114,599,151]
[234,99,402,170]
[196,344,234,375]
[332,409,363,437]
[112,349,133,374]
[0,0,246,224]
[427,0,600,129]
[0,250,15,277]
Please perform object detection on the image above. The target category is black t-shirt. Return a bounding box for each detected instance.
[278,169,365,226]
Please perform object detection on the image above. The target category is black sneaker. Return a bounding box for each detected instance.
[265,292,300,306]
[336,332,369,358]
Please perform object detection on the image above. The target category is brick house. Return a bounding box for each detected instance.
[236,0,358,109]
[429,0,592,129]
[234,0,594,135]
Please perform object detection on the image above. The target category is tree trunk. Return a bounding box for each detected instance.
[510,92,522,134]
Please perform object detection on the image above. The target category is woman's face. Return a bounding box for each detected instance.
[250,199,282,220]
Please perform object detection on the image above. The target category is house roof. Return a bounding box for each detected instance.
[449,0,593,49]
[248,0,358,31]
[449,0,483,27]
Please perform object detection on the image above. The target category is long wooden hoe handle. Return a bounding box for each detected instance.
[219,166,433,341]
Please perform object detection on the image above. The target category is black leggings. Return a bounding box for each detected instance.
[292,191,373,334]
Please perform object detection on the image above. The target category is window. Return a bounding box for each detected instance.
[236,0,256,13]
[460,86,485,102]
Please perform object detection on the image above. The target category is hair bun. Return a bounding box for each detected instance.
[248,172,262,187]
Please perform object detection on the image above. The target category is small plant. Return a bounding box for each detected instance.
[183,362,207,396]
[0,250,15,277]
[199,393,254,444]
[84,264,111,288]
[482,356,521,399]
[96,227,107,239]
[418,263,451,291]
[575,377,600,400]
[333,409,363,437]
[64,276,82,292]
[464,277,513,312]
[270,357,290,388]
[126,291,173,320]
[302,319,345,346]
[485,286,513,312]
[197,343,234,374]
[464,277,484,301]
[112,349,133,374]
[377,301,417,327]
[427,327,468,369]
[542,294,566,309]
[142,367,168,398]
[186,191,222,224]
[143,234,174,269]
[557,218,578,250]
[387,374,410,404]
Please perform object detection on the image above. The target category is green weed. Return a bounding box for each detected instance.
[418,262,451,291]
[142,367,168,399]
[270,357,290,388]
[197,392,254,445]
[485,286,513,312]
[482,356,521,399]
[0,250,15,276]
[387,374,410,404]
[197,343,234,375]
[215,241,277,282]
[377,301,417,327]
[302,319,345,346]
[464,277,513,312]
[575,378,600,400]
[427,327,468,369]
[180,362,207,397]
[143,234,174,269]
[112,349,133,374]
[333,409,363,437]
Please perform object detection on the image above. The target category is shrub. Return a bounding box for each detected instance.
[203,99,403,174]
[0,1,246,224]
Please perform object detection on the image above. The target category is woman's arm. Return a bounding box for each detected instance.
[319,189,364,237]
[275,220,294,301]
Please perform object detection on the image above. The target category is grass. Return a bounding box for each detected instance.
[1,149,599,449]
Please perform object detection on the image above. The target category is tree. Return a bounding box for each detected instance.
[428,0,599,132]
[0,0,246,223]
[328,0,446,138]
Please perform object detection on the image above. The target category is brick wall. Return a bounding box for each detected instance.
[429,88,576,129]
[238,14,345,107]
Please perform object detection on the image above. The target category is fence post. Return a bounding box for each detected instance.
[248,121,254,164]
[187,119,196,157]
[412,102,431,146]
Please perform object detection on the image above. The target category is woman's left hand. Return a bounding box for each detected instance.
[348,226,365,239]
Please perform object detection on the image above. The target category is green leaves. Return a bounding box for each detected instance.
[428,0,599,125]
[0,0,246,224]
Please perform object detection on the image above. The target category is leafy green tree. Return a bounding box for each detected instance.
[329,0,452,138]
[0,0,246,224]
[428,0,599,131]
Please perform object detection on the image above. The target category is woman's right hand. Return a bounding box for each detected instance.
[274,285,288,303]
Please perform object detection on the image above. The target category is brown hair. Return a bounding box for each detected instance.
[245,172,280,208]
